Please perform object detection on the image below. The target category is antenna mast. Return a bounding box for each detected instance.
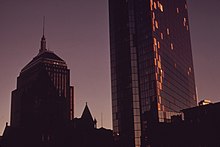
[43,16,45,36]
[101,112,103,128]
[40,16,47,52]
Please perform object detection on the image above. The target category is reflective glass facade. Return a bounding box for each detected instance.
[109,0,197,146]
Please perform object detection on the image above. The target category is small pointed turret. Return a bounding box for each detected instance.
[81,102,93,121]
[39,16,47,52]
[80,103,96,129]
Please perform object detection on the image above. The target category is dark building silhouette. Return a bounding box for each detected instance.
[10,34,74,129]
[0,136,2,147]
[0,34,115,147]
[1,103,115,147]
[74,103,97,130]
[109,0,197,146]
[149,101,220,146]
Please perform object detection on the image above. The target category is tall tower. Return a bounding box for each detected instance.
[109,0,197,146]
[10,31,74,129]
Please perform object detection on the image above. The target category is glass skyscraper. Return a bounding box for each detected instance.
[109,0,197,146]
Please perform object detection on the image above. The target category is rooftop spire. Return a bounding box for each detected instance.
[40,16,47,52]
[43,16,45,37]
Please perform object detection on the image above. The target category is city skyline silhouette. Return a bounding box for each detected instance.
[0,0,220,136]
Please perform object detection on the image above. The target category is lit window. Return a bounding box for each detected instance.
[160,4,164,12]
[160,33,164,39]
[157,1,164,12]
[156,53,158,60]
[166,28,170,35]
[158,103,161,111]
[153,25,156,31]
[154,2,157,9]
[189,67,192,72]
[155,20,159,29]
[150,0,153,11]
[183,17,187,26]
[176,8,179,13]
[154,38,157,46]
[171,43,174,50]
[157,1,160,7]
[157,41,160,49]
[158,61,161,68]
[158,96,162,103]
[152,12,155,19]
[154,58,157,66]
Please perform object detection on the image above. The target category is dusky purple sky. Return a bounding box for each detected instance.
[0,0,219,135]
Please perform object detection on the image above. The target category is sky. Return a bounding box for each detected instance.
[0,0,219,135]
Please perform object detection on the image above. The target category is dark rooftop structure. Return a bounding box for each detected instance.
[148,101,220,147]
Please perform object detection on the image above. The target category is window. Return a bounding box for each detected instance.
[176,8,179,14]
[167,28,170,35]
[171,43,174,50]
